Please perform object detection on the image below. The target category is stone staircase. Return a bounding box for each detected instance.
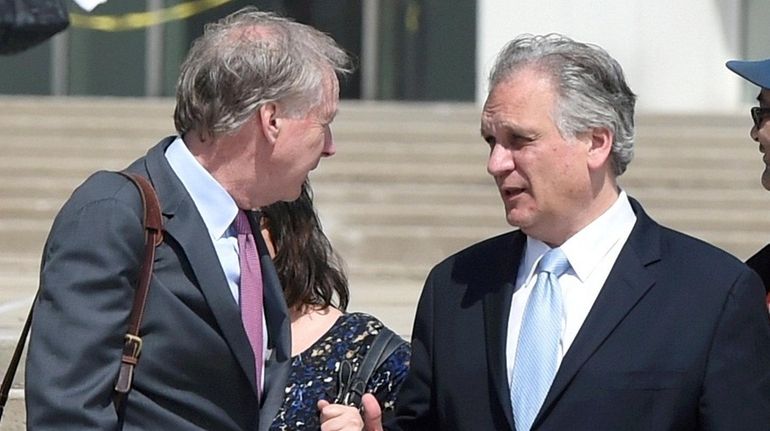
[0,96,768,429]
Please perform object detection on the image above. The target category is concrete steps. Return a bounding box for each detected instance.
[0,96,768,428]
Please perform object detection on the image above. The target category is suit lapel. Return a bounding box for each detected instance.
[482,231,526,431]
[139,140,260,396]
[249,212,292,431]
[535,199,661,425]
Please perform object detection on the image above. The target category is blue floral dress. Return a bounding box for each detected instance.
[269,312,411,430]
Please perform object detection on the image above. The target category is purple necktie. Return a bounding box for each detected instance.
[235,210,264,398]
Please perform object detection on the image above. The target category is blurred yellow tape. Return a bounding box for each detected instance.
[70,0,234,31]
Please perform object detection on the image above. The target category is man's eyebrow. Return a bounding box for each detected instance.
[486,120,536,137]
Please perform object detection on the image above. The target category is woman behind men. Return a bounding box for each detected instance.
[261,182,410,430]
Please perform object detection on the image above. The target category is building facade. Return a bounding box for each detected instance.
[1,0,767,112]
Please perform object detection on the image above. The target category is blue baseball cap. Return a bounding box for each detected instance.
[726,58,770,89]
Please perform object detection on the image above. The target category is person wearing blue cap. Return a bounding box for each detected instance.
[726,58,770,307]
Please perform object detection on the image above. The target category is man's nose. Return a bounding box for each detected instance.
[487,144,513,176]
[322,127,336,157]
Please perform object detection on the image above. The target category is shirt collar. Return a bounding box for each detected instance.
[522,190,636,282]
[559,190,636,281]
[520,237,552,282]
[165,136,239,241]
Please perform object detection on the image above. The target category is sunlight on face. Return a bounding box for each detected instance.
[481,68,593,245]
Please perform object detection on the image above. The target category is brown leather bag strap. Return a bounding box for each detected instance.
[0,171,163,421]
[113,172,163,396]
[0,295,34,420]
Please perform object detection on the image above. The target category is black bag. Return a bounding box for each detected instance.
[334,327,407,408]
[0,0,69,55]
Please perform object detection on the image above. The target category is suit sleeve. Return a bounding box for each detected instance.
[386,270,438,430]
[25,183,145,430]
[699,267,770,430]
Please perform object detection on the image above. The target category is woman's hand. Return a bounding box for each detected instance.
[318,400,362,431]
[317,394,383,431]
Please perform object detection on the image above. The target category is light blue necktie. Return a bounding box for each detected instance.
[511,248,570,431]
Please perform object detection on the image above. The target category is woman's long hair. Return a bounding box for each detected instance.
[261,181,349,311]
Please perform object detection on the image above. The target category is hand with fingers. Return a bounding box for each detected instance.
[317,393,384,431]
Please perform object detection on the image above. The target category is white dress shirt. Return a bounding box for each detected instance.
[165,136,242,301]
[506,191,637,387]
[165,136,268,388]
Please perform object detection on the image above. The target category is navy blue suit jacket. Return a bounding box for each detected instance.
[389,199,770,430]
[746,244,770,299]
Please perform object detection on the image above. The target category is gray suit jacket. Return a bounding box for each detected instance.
[25,137,291,430]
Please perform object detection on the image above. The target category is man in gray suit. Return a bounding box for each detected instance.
[25,7,350,430]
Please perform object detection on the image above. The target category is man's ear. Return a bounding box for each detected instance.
[586,126,613,170]
[258,102,280,145]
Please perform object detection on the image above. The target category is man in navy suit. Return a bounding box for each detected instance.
[726,58,770,306]
[356,34,770,431]
[25,7,350,430]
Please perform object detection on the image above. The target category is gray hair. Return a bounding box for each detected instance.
[488,33,636,175]
[174,7,352,138]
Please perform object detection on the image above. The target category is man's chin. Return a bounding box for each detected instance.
[505,212,526,228]
[282,192,302,202]
[762,169,770,191]
[281,184,305,202]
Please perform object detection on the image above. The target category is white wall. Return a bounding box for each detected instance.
[476,0,746,113]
